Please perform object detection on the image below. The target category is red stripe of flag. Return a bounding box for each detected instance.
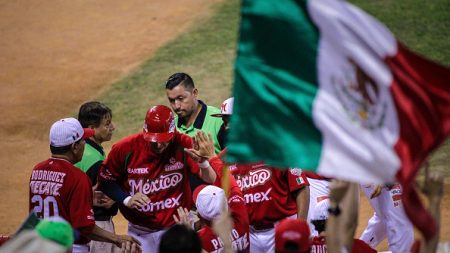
[389,42,450,240]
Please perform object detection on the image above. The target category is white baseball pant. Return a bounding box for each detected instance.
[128,223,166,253]
[249,226,275,253]
[360,184,414,253]
[72,243,89,253]
[89,219,121,253]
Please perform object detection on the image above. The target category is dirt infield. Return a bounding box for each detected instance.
[0,0,448,251]
[0,0,221,234]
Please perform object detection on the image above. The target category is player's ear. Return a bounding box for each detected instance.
[192,88,198,98]
[71,140,84,154]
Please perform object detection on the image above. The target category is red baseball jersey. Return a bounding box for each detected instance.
[29,158,95,244]
[311,236,327,253]
[199,166,250,253]
[351,239,377,253]
[214,150,309,226]
[98,132,200,230]
[311,236,377,253]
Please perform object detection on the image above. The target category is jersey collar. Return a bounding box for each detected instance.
[86,138,105,156]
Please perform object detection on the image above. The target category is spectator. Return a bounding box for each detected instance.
[0,216,74,253]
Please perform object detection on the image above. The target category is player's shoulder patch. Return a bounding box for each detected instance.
[289,168,303,176]
[296,177,305,185]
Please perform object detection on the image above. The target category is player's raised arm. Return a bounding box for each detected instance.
[419,170,443,253]
[184,130,218,184]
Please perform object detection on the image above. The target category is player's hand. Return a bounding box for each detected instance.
[173,207,192,228]
[369,184,383,199]
[93,191,106,207]
[115,234,141,253]
[195,131,216,160]
[184,148,204,162]
[93,191,116,208]
[127,192,150,208]
[101,195,116,209]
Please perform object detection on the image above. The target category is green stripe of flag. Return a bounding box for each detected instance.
[226,0,322,169]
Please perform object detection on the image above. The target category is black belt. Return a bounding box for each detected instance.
[94,215,112,221]
[251,223,274,230]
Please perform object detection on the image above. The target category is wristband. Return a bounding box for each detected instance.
[327,204,341,216]
[198,160,210,169]
[123,196,132,207]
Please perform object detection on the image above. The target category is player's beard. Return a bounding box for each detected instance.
[177,109,193,123]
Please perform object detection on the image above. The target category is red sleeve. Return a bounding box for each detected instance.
[229,182,248,230]
[209,151,248,235]
[287,168,309,193]
[98,142,127,183]
[228,176,250,252]
[351,239,377,253]
[210,150,227,185]
[69,174,95,233]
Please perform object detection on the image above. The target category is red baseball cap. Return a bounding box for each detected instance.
[143,105,176,143]
[275,218,310,253]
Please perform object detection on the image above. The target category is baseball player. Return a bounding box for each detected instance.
[309,199,376,253]
[185,97,310,253]
[28,118,139,253]
[303,171,331,236]
[97,105,217,253]
[274,218,310,253]
[360,183,414,253]
[75,101,119,253]
[175,182,250,253]
[175,166,250,253]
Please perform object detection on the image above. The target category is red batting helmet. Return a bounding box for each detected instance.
[143,105,176,143]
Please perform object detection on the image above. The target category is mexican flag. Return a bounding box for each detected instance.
[226,0,450,239]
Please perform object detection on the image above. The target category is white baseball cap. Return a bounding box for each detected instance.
[211,97,234,117]
[311,199,330,221]
[49,118,95,147]
[193,185,227,221]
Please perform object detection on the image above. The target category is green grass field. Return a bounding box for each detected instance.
[100,0,450,175]
[100,0,239,138]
